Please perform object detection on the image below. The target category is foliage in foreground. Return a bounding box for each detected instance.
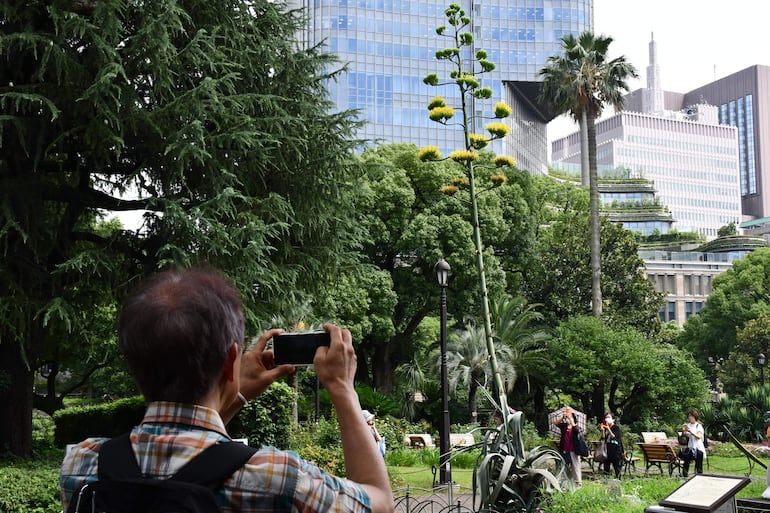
[0,457,61,513]
[1,0,365,457]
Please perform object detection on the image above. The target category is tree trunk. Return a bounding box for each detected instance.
[587,112,602,318]
[608,376,619,413]
[591,382,605,423]
[0,333,34,456]
[579,112,590,187]
[532,384,548,433]
[469,380,478,423]
[372,343,392,393]
[290,372,298,424]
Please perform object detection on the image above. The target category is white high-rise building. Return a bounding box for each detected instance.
[551,36,742,240]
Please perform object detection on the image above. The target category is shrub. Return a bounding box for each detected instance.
[451,447,481,468]
[521,419,552,448]
[355,384,400,416]
[229,381,294,449]
[288,413,345,476]
[32,410,56,455]
[0,457,61,513]
[289,415,342,452]
[294,445,346,477]
[385,447,422,467]
[54,382,294,450]
[52,396,145,446]
[377,415,411,451]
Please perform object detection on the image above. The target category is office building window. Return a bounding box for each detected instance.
[666,274,676,294]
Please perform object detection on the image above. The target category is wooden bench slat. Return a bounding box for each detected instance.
[637,443,683,477]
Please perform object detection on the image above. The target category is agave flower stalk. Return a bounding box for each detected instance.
[419,3,516,416]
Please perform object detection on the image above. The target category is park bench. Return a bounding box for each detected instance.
[623,448,641,477]
[637,443,683,476]
[640,431,670,444]
[449,433,475,447]
[404,433,435,448]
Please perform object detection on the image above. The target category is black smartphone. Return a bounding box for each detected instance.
[273,331,331,365]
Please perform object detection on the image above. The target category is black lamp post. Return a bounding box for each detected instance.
[707,356,724,390]
[758,353,766,386]
[435,258,452,486]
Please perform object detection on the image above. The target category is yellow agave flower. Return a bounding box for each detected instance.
[490,174,508,186]
[449,150,479,162]
[469,133,489,149]
[494,102,512,118]
[486,122,510,137]
[418,146,443,161]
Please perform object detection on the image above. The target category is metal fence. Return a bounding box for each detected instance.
[393,486,476,513]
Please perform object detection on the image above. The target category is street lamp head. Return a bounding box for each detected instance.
[434,258,450,288]
[759,353,766,367]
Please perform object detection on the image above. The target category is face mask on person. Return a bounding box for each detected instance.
[605,417,613,425]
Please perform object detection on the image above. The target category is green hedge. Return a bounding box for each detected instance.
[228,381,295,449]
[53,396,146,447]
[53,381,294,449]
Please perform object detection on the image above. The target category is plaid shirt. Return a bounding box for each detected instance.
[60,401,372,513]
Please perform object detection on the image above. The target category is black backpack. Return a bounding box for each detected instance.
[67,433,258,513]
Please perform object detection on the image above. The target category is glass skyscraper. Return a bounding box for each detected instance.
[291,0,593,174]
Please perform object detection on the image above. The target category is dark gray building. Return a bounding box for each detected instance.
[627,65,770,220]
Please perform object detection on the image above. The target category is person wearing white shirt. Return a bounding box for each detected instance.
[681,409,706,477]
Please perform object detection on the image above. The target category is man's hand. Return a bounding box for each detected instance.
[239,329,295,401]
[313,324,356,398]
[312,324,393,513]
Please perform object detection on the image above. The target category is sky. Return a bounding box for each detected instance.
[548,0,770,141]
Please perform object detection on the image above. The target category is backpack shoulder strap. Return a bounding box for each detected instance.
[98,432,142,480]
[97,432,258,490]
[171,441,259,490]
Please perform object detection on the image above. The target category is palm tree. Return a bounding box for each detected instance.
[538,32,638,319]
[489,295,551,392]
[445,324,516,422]
[446,297,551,422]
[394,357,427,420]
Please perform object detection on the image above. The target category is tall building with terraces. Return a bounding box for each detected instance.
[551,35,742,240]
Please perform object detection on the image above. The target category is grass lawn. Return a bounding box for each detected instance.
[389,465,476,490]
[389,454,770,513]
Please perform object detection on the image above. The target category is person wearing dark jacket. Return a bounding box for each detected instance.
[600,411,623,478]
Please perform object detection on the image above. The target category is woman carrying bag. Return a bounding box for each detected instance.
[599,411,623,478]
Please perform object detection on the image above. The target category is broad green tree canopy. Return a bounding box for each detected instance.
[544,316,708,428]
[525,177,663,335]
[1,0,364,456]
[353,143,539,391]
[679,247,770,375]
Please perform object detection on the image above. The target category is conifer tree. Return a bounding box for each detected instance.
[0,0,362,456]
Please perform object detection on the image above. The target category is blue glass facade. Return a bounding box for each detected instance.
[298,0,593,161]
[721,94,757,196]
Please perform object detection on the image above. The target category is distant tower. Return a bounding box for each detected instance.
[643,32,665,114]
